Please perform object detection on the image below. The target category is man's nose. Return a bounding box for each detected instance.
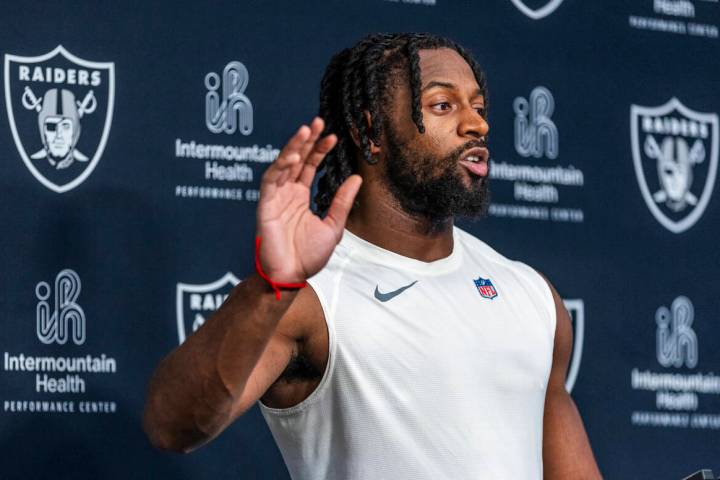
[458,106,489,140]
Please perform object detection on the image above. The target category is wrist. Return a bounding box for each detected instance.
[240,274,300,305]
[255,236,307,300]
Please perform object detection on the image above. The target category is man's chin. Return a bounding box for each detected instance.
[461,175,487,193]
[397,190,490,227]
[446,179,491,219]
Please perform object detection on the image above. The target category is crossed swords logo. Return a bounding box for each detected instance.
[644,133,706,211]
[21,85,97,167]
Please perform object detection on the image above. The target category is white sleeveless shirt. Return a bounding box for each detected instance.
[259,227,556,480]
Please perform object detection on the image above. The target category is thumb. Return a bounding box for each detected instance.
[323,175,362,238]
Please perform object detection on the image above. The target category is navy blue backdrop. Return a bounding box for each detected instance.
[1,1,719,478]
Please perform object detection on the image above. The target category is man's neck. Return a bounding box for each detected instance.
[345,184,455,262]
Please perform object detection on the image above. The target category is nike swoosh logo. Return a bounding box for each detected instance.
[374,281,418,302]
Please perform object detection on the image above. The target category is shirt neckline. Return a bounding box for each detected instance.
[340,227,463,276]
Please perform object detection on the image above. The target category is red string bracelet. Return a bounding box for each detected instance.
[255,236,307,300]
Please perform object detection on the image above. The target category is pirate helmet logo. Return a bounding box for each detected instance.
[4,46,114,193]
[25,87,96,169]
[631,98,719,233]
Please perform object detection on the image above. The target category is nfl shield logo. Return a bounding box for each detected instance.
[630,98,719,233]
[474,277,498,300]
[4,45,115,193]
[176,272,240,344]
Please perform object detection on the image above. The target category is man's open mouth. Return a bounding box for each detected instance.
[458,147,489,177]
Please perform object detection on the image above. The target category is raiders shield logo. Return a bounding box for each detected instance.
[510,0,565,19]
[4,45,114,193]
[631,98,719,233]
[176,272,240,344]
[562,299,584,393]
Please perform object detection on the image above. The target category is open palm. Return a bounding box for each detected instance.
[256,117,362,283]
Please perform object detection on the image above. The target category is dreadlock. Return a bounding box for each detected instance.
[314,32,488,215]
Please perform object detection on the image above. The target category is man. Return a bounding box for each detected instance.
[144,33,603,479]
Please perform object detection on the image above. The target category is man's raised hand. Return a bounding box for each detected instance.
[257,117,362,284]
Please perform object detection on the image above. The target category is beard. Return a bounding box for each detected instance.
[382,125,490,230]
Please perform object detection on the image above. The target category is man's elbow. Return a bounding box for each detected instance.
[142,399,201,454]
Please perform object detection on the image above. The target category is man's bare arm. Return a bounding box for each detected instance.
[142,118,361,453]
[143,274,299,453]
[542,279,603,479]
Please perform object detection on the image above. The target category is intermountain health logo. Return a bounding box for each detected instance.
[176,272,240,344]
[36,269,86,345]
[488,85,585,224]
[628,1,718,39]
[630,296,720,430]
[4,46,115,193]
[3,269,119,415]
[630,98,718,233]
[173,60,278,202]
[563,299,584,393]
[656,296,697,369]
[510,0,565,19]
[205,61,253,135]
[514,86,558,159]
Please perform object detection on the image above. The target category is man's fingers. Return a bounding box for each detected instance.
[268,118,321,183]
[276,168,292,188]
[262,152,301,185]
[298,117,324,161]
[264,120,317,177]
[261,124,310,186]
[278,124,311,161]
[323,174,362,236]
[299,134,337,187]
[261,118,332,196]
[288,118,325,182]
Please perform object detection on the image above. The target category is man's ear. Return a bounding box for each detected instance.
[362,111,381,155]
[349,111,382,156]
[349,124,361,148]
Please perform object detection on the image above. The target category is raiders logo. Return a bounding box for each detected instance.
[631,98,719,233]
[176,272,240,344]
[509,0,565,19]
[4,45,114,193]
[562,299,584,393]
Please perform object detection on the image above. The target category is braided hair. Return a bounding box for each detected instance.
[314,32,487,215]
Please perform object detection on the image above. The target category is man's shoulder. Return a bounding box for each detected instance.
[454,226,541,278]
[454,226,513,264]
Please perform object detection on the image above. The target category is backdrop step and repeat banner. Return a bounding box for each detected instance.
[1,1,718,479]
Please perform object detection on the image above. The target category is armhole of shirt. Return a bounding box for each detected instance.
[511,261,557,345]
[529,266,557,346]
[258,254,351,416]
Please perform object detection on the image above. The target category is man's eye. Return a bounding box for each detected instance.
[475,107,486,117]
[432,102,451,111]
